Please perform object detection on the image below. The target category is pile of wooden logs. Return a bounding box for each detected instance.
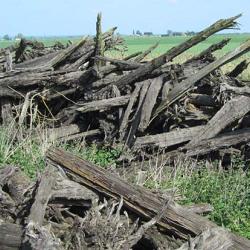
[1,148,250,249]
[1,13,250,160]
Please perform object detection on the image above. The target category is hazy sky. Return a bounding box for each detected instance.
[2,0,250,36]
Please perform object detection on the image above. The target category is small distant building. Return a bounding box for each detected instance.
[144,32,153,36]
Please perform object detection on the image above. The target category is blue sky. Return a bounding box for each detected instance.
[2,0,250,36]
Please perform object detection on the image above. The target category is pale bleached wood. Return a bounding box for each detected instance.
[134,126,204,149]
[187,96,250,147]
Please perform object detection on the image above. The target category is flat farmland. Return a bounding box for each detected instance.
[1,33,249,79]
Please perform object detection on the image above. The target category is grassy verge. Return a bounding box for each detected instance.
[0,124,249,239]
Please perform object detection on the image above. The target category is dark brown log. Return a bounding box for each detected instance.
[124,51,143,61]
[185,38,231,63]
[187,96,250,147]
[152,39,250,121]
[48,37,87,69]
[133,42,159,62]
[94,55,142,70]
[227,59,250,78]
[187,94,216,107]
[46,147,250,247]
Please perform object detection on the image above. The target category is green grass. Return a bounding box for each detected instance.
[144,158,250,239]
[0,124,249,239]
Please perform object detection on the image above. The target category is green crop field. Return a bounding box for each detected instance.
[1,33,249,79]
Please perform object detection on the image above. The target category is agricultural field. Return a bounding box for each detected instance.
[1,33,249,79]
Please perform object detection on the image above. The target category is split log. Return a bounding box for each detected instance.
[134,126,204,149]
[133,42,159,62]
[186,38,231,63]
[23,169,61,250]
[152,39,250,121]
[93,12,105,68]
[138,76,164,132]
[185,128,250,156]
[187,96,250,147]
[66,95,130,113]
[124,51,143,61]
[46,147,250,247]
[119,83,142,141]
[111,15,241,90]
[27,169,55,225]
[94,55,142,70]
[227,59,250,78]
[125,80,151,147]
[45,124,86,141]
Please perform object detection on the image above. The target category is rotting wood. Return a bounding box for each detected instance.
[185,38,231,63]
[152,38,250,121]
[227,59,250,78]
[110,15,241,91]
[125,80,151,147]
[177,227,250,250]
[73,95,130,113]
[185,128,250,156]
[119,83,143,141]
[27,169,55,225]
[187,96,250,147]
[0,222,23,250]
[134,126,204,149]
[46,147,250,247]
[138,76,164,132]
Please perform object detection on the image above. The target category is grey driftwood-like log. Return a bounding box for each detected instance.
[0,222,23,250]
[187,96,250,147]
[221,82,250,96]
[119,83,143,141]
[185,128,250,156]
[134,126,204,149]
[71,95,130,113]
[177,227,250,250]
[138,76,164,132]
[125,80,151,147]
[152,38,250,121]
[46,147,250,248]
[108,15,241,91]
